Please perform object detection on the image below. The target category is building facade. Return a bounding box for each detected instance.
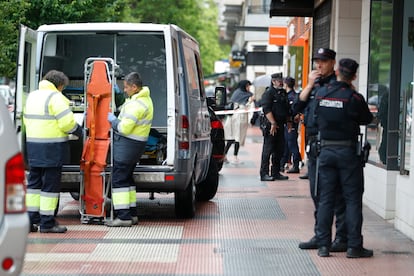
[270,0,414,240]
[222,0,414,239]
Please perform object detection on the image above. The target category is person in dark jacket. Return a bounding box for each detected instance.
[259,73,290,181]
[314,58,373,258]
[280,77,302,173]
[293,48,347,252]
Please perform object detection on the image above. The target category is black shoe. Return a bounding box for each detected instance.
[299,174,309,179]
[286,167,300,173]
[273,173,288,180]
[29,224,38,233]
[299,236,318,249]
[318,246,330,257]
[260,175,275,181]
[40,225,68,233]
[331,239,347,252]
[346,247,373,258]
[106,218,132,227]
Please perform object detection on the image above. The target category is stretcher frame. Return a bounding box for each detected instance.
[79,57,116,224]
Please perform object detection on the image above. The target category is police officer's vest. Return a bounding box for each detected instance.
[303,75,336,136]
[315,83,359,141]
[271,87,290,123]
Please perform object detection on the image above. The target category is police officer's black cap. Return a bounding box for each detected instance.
[313,48,336,60]
[284,77,295,86]
[339,58,359,76]
[271,73,283,80]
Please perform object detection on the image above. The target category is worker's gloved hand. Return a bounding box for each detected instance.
[108,112,117,123]
[114,83,122,94]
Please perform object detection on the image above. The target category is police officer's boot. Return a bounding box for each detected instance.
[287,162,300,173]
[271,166,289,180]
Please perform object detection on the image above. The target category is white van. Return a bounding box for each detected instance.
[0,99,28,275]
[15,23,220,218]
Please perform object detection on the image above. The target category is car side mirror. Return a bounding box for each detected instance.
[214,86,226,110]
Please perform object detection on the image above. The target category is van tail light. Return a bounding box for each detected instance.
[5,153,26,213]
[178,115,190,158]
[210,120,223,129]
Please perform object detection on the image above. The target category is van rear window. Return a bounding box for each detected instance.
[42,32,167,127]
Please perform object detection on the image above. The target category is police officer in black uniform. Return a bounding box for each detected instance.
[259,73,290,181]
[314,58,373,258]
[280,77,302,173]
[293,48,347,252]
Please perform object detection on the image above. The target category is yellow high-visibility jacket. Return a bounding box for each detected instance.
[115,86,153,142]
[24,80,78,167]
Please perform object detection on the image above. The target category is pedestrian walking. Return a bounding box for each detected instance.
[223,80,254,164]
[293,48,347,251]
[314,58,373,258]
[25,70,83,233]
[107,72,154,227]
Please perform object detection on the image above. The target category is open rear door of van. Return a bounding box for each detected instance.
[15,24,38,158]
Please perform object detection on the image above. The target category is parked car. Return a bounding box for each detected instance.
[0,101,28,275]
[208,106,225,172]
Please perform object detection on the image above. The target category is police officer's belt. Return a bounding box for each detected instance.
[320,140,355,147]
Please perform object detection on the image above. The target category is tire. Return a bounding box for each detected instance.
[196,157,219,201]
[174,173,196,219]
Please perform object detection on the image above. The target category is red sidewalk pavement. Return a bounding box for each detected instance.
[22,125,414,275]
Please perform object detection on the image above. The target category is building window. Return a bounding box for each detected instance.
[366,0,393,167]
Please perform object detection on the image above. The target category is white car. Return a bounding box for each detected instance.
[0,101,28,275]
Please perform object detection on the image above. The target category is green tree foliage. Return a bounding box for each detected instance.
[0,0,227,78]
[125,0,228,74]
[0,0,30,78]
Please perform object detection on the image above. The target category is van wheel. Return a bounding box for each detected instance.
[174,173,196,218]
[196,157,219,201]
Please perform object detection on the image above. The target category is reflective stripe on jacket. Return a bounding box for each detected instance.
[24,80,78,142]
[116,86,153,142]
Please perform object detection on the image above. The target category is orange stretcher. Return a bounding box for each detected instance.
[80,58,115,223]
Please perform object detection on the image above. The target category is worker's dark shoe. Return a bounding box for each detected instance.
[299,236,318,249]
[286,167,300,173]
[131,216,138,225]
[299,173,309,179]
[346,247,373,258]
[318,246,330,257]
[40,225,67,233]
[29,224,38,233]
[106,218,132,227]
[273,173,289,180]
[260,175,275,181]
[331,239,348,252]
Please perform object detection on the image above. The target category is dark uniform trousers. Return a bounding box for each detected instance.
[260,125,285,177]
[306,135,347,240]
[27,167,62,228]
[316,145,363,249]
[281,125,301,169]
[112,134,147,220]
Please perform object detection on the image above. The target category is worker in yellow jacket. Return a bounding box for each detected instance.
[107,72,153,227]
[24,70,82,233]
